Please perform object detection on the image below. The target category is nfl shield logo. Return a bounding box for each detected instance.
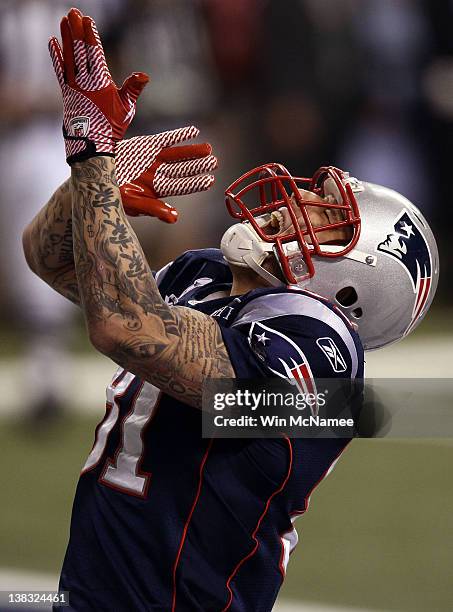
[70,116,90,137]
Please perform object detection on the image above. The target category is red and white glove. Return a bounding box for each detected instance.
[49,8,148,165]
[117,126,218,223]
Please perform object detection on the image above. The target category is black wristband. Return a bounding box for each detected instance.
[63,125,115,166]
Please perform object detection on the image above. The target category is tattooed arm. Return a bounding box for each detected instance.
[71,156,234,408]
[22,180,80,305]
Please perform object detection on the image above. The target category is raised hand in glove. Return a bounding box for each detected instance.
[49,8,148,165]
[117,126,218,223]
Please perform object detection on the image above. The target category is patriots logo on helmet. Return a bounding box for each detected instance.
[377,210,432,334]
[248,321,319,416]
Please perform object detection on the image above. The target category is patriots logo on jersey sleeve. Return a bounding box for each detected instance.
[377,210,433,334]
[248,321,319,416]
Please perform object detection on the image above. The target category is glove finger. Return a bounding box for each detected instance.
[157,155,218,179]
[130,198,179,223]
[83,16,110,81]
[116,127,201,185]
[68,8,88,78]
[121,184,178,223]
[158,125,200,149]
[154,174,215,198]
[157,143,212,163]
[82,15,97,45]
[48,37,65,87]
[84,15,103,46]
[119,72,150,104]
[60,16,76,85]
[68,7,84,25]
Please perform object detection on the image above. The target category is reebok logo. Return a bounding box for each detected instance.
[316,337,347,373]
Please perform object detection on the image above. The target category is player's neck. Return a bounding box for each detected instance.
[229,265,269,296]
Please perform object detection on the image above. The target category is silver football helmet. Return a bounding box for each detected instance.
[221,164,439,350]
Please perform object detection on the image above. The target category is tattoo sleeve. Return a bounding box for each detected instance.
[70,156,234,408]
[23,179,80,305]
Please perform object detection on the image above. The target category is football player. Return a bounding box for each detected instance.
[23,9,439,612]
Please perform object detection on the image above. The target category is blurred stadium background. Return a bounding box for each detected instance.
[0,1,452,610]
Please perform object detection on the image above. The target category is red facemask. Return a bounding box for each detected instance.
[225,164,361,283]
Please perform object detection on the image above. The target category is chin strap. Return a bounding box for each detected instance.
[242,254,284,288]
[221,222,284,288]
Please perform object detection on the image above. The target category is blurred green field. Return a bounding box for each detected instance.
[0,305,451,359]
[1,415,452,610]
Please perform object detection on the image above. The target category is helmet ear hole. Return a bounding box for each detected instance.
[335,286,358,307]
[351,307,363,318]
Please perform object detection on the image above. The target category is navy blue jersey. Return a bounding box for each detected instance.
[58,249,364,612]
